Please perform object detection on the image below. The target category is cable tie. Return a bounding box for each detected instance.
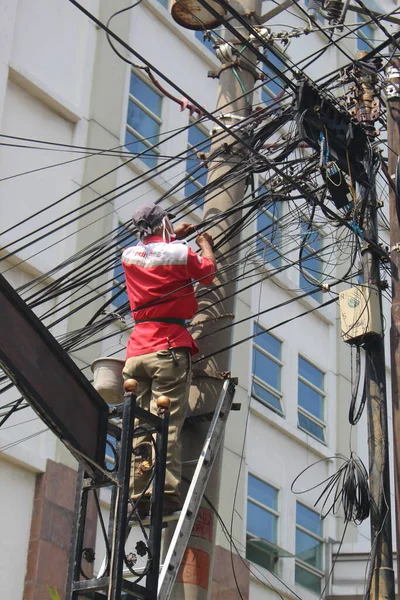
[348,220,364,240]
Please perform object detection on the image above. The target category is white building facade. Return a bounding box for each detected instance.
[0,0,397,599]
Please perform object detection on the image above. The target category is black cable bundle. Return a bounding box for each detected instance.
[349,345,367,425]
[340,453,370,524]
[292,452,370,524]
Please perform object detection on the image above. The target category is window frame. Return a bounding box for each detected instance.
[246,473,280,572]
[125,69,163,166]
[261,50,286,105]
[252,322,284,416]
[295,501,324,594]
[299,220,324,303]
[297,355,326,443]
[185,120,211,208]
[356,14,374,53]
[112,224,136,310]
[256,197,283,269]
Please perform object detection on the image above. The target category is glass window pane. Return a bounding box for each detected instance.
[105,433,116,468]
[262,51,285,101]
[247,500,277,542]
[297,503,322,537]
[258,211,281,243]
[254,325,281,358]
[296,530,322,569]
[127,100,160,141]
[258,211,272,236]
[184,180,204,208]
[248,475,277,509]
[112,226,136,310]
[186,124,210,208]
[117,228,136,250]
[195,168,208,187]
[298,412,324,440]
[112,289,127,309]
[114,262,125,284]
[253,348,280,391]
[301,252,323,281]
[188,124,210,150]
[295,564,321,594]
[256,238,281,268]
[246,540,277,572]
[129,74,161,116]
[125,130,157,168]
[299,357,323,389]
[356,16,373,52]
[301,223,320,249]
[299,273,322,303]
[252,381,282,413]
[298,381,323,419]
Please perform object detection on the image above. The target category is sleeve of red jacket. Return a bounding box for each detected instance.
[187,247,216,285]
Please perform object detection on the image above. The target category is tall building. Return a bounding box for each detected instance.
[0,1,396,599]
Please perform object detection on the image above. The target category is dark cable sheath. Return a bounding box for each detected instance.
[349,346,367,425]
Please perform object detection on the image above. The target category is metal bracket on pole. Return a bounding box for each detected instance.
[157,378,236,600]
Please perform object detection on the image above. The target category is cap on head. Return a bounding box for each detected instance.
[132,204,174,239]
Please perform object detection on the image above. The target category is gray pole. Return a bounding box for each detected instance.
[353,55,395,600]
[386,57,400,598]
[167,0,262,598]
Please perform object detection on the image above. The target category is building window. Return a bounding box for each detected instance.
[246,474,279,572]
[295,502,324,594]
[185,122,211,208]
[262,50,285,104]
[256,196,282,269]
[252,323,283,415]
[125,71,162,168]
[112,224,136,310]
[298,356,325,442]
[157,0,169,7]
[356,15,374,52]
[299,221,323,303]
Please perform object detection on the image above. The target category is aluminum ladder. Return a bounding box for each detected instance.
[157,377,237,600]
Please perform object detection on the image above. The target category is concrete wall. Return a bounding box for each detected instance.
[0,0,397,598]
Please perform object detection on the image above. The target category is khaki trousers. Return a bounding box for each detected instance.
[123,348,192,502]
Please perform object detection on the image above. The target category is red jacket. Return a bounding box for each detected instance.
[122,236,215,357]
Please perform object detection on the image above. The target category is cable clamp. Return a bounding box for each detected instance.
[208,60,257,80]
[218,113,247,121]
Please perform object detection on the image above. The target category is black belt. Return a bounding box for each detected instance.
[134,318,187,328]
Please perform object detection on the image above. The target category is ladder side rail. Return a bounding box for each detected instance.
[157,378,236,600]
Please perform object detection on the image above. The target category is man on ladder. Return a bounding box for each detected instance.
[122,204,216,518]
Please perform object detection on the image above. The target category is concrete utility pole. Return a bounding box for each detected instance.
[386,57,400,595]
[352,54,395,600]
[169,0,262,598]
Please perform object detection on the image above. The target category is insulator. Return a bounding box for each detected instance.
[307,0,323,19]
[324,0,344,24]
